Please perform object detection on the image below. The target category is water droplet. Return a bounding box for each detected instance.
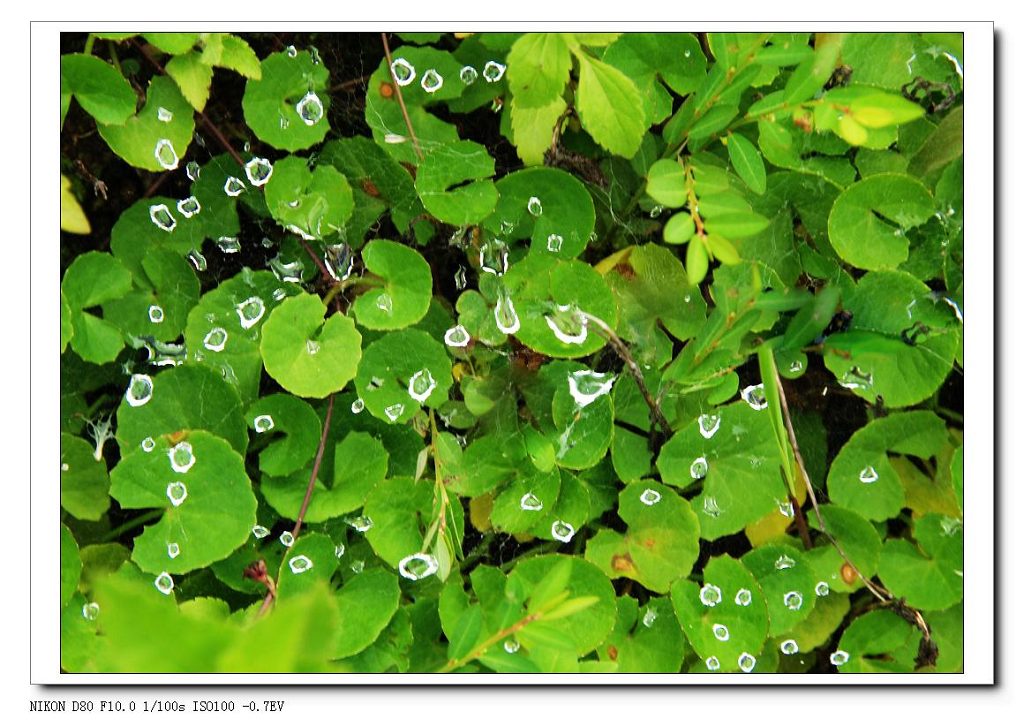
[375,292,393,315]
[285,45,298,58]
[408,369,437,402]
[289,555,314,574]
[252,525,270,539]
[154,139,179,170]
[774,554,796,570]
[815,581,830,597]
[147,304,164,324]
[348,515,374,533]
[940,516,963,537]
[296,91,324,126]
[236,296,266,329]
[690,456,708,479]
[706,656,721,671]
[176,196,201,219]
[567,370,615,408]
[279,531,295,547]
[323,243,354,282]
[684,49,692,58]
[777,499,794,518]
[280,116,291,130]
[61,462,69,472]
[702,496,722,518]
[272,288,287,302]
[738,652,757,673]
[367,377,383,391]
[454,265,468,290]
[334,543,346,558]
[187,248,207,272]
[649,204,664,218]
[482,60,506,82]
[185,160,201,181]
[642,608,658,628]
[244,157,274,186]
[734,588,752,606]
[168,441,195,473]
[383,132,405,144]
[546,233,563,253]
[384,403,405,422]
[154,572,175,595]
[460,65,478,84]
[838,366,873,391]
[149,203,177,232]
[830,650,850,666]
[167,542,180,559]
[527,196,543,216]
[216,236,241,254]
[224,176,246,197]
[420,68,444,93]
[202,327,228,352]
[444,324,471,348]
[640,488,661,506]
[712,623,730,641]
[306,339,321,356]
[82,602,100,621]
[858,465,879,483]
[398,552,439,581]
[698,413,721,439]
[503,638,520,653]
[741,384,768,411]
[788,359,804,374]
[269,253,305,282]
[479,238,509,276]
[157,106,173,122]
[350,559,365,573]
[390,57,416,86]
[253,414,275,433]
[141,437,156,452]
[783,591,803,610]
[700,584,723,607]
[551,520,575,543]
[520,492,543,511]
[166,481,187,507]
[780,639,799,655]
[546,304,589,345]
[125,374,154,407]
[494,287,521,335]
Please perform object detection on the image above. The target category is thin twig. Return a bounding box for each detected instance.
[380,33,424,161]
[258,394,335,616]
[330,74,370,93]
[581,312,673,438]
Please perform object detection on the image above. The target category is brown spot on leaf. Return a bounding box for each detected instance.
[379,82,394,99]
[611,553,633,572]
[607,645,618,661]
[841,561,857,585]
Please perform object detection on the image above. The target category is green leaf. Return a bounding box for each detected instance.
[363,477,434,568]
[657,401,786,539]
[355,329,452,424]
[685,236,709,286]
[782,33,843,105]
[827,173,934,270]
[575,54,645,158]
[242,50,330,152]
[115,364,249,455]
[110,430,256,573]
[827,411,947,521]
[907,106,964,179]
[61,251,132,364]
[727,133,767,195]
[166,51,214,111]
[490,468,561,534]
[60,53,136,125]
[60,175,91,235]
[260,293,363,399]
[485,167,596,260]
[245,394,322,477]
[60,433,111,520]
[143,32,200,55]
[61,524,82,608]
[822,271,959,407]
[663,212,696,244]
[98,76,194,172]
[507,33,572,107]
[835,610,919,673]
[102,248,200,342]
[877,513,963,610]
[217,35,262,79]
[351,239,433,330]
[501,255,617,358]
[546,362,613,470]
[510,96,568,166]
[599,596,686,672]
[507,555,616,656]
[415,140,498,226]
[742,544,818,637]
[672,555,769,673]
[806,505,883,593]
[842,33,916,89]
[646,159,688,208]
[334,569,401,659]
[264,156,354,240]
[585,482,700,593]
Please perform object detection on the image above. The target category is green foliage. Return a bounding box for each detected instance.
[60,31,965,675]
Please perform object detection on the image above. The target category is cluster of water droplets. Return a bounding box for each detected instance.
[398,552,439,581]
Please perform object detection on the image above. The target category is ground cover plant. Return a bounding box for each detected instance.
[59,31,965,674]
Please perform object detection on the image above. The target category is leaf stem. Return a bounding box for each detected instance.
[380,33,424,162]
[437,611,543,673]
[101,509,162,543]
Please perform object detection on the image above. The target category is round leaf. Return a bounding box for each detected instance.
[264,156,354,239]
[742,544,818,637]
[60,433,111,521]
[98,76,194,172]
[415,140,498,225]
[363,477,434,568]
[646,159,688,208]
[355,329,452,424]
[245,393,322,477]
[351,239,433,330]
[260,293,363,399]
[61,53,136,125]
[242,50,330,151]
[333,569,401,659]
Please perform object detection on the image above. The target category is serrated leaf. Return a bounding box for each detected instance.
[575,55,645,158]
[507,33,571,107]
[166,51,213,111]
[511,96,567,166]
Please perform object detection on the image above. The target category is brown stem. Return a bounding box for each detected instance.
[789,492,813,549]
[380,33,424,161]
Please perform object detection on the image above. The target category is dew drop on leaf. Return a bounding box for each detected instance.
[224,176,247,197]
[166,481,188,506]
[154,572,175,595]
[780,639,799,655]
[700,584,723,607]
[519,492,543,511]
[454,265,468,290]
[168,441,196,473]
[482,60,506,83]
[546,233,563,253]
[390,58,416,86]
[235,296,266,329]
[503,638,520,653]
[286,45,297,58]
[830,650,850,666]
[187,248,207,272]
[295,91,324,126]
[698,413,721,439]
[167,542,180,559]
[777,499,794,518]
[551,520,575,543]
[741,384,768,411]
[712,623,730,641]
[546,304,589,345]
[706,656,721,671]
[690,456,708,479]
[859,465,879,483]
[351,398,365,414]
[154,139,179,170]
[253,414,275,433]
[217,236,241,254]
[350,559,365,573]
[149,203,177,232]
[334,543,346,558]
[244,157,274,186]
[479,238,508,276]
[348,515,374,533]
[527,196,543,216]
[702,495,722,518]
[148,305,164,324]
[642,608,657,628]
[176,196,201,218]
[444,325,471,348]
[460,65,478,84]
[306,339,321,355]
[639,488,661,506]
[141,437,156,453]
[398,552,439,581]
[567,370,615,408]
[783,591,804,610]
[408,369,437,402]
[494,287,521,335]
[420,69,443,94]
[157,106,173,122]
[252,525,270,539]
[384,403,405,422]
[735,588,752,606]
[774,554,796,570]
[375,292,393,315]
[279,531,295,547]
[125,374,154,407]
[289,555,314,574]
[186,160,201,181]
[82,602,100,621]
[815,581,830,597]
[203,327,228,352]
[738,652,757,673]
